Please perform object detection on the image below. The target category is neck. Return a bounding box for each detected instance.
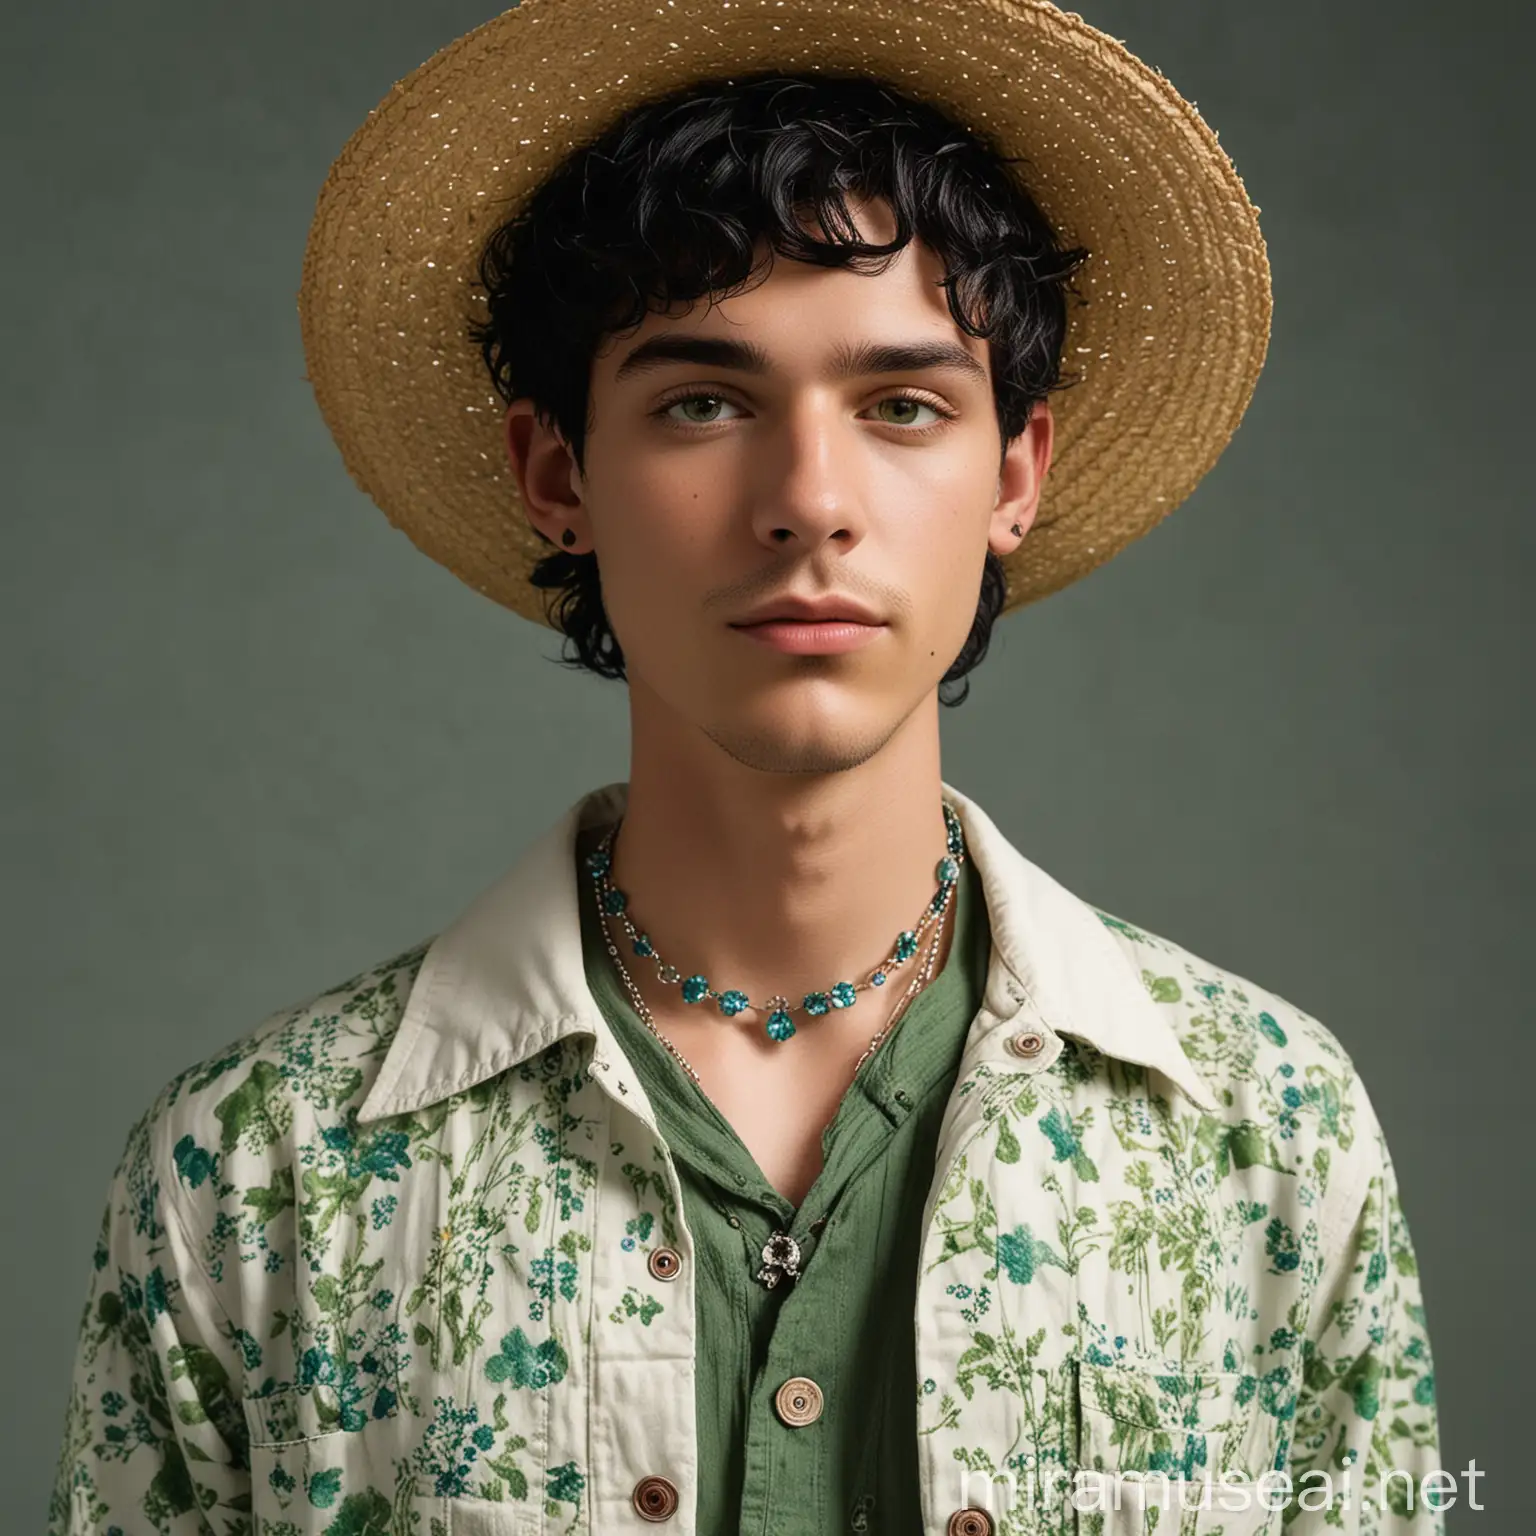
[607,687,956,1018]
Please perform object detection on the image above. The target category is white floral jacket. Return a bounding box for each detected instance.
[52,780,1443,1535]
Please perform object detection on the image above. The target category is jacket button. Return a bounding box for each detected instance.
[647,1246,682,1281]
[947,1510,994,1536]
[774,1376,824,1426]
[1006,1029,1045,1058]
[632,1475,679,1521]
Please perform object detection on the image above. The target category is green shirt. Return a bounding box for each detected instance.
[576,821,991,1534]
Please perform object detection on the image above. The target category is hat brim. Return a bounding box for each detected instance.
[298,0,1271,625]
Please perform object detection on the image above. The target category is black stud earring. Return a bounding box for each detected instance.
[561,528,577,547]
[1010,523,1022,537]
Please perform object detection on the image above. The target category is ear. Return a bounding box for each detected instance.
[504,400,592,553]
[987,400,1055,556]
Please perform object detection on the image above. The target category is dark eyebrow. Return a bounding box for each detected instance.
[612,333,989,388]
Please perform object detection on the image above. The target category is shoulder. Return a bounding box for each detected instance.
[1092,905,1390,1243]
[114,937,433,1236]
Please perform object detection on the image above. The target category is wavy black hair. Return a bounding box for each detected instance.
[468,71,1088,706]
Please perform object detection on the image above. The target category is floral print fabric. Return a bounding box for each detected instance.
[50,780,1442,1534]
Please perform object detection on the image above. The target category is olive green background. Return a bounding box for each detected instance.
[4,1,1527,1526]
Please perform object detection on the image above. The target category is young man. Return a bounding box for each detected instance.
[52,1,1444,1533]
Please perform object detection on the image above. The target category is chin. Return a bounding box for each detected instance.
[697,691,904,776]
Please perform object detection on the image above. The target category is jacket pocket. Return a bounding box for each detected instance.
[446,1497,543,1535]
[244,1384,440,1532]
[1066,1358,1281,1536]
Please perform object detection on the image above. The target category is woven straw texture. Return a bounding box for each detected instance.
[298,0,1271,626]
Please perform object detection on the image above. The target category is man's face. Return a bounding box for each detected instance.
[507,195,1052,775]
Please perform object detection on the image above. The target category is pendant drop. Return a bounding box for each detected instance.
[765,1009,795,1043]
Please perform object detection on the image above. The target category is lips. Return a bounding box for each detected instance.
[730,615,886,656]
[730,595,882,627]
[733,615,876,628]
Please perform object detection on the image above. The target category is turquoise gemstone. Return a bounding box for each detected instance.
[681,974,709,1004]
[930,891,945,913]
[718,990,750,1016]
[871,971,886,986]
[803,991,830,1016]
[586,849,612,876]
[766,1010,796,1042]
[895,931,917,962]
[633,935,654,958]
[936,855,959,884]
[603,888,627,915]
[829,981,857,1009]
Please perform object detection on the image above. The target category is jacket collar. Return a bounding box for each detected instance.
[358,780,1218,1122]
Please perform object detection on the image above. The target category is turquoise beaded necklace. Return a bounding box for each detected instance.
[583,801,966,1044]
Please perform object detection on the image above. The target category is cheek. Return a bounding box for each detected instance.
[591,450,714,571]
[591,514,711,659]
[907,518,990,636]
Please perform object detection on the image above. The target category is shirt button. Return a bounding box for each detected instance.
[632,1475,680,1521]
[947,1510,994,1536]
[647,1246,682,1282]
[774,1376,824,1426]
[1006,1029,1045,1058]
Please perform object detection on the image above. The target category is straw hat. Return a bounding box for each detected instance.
[297,0,1270,626]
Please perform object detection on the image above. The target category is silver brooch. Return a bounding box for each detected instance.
[755,1230,803,1289]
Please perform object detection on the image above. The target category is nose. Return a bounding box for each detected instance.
[748,406,869,554]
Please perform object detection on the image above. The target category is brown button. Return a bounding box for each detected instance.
[632,1475,679,1521]
[774,1375,824,1426]
[947,1510,994,1536]
[1006,1029,1045,1058]
[647,1246,682,1281]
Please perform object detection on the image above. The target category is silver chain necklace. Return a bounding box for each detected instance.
[585,801,965,1086]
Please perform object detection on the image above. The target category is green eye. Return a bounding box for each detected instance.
[661,394,737,424]
[874,396,940,426]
